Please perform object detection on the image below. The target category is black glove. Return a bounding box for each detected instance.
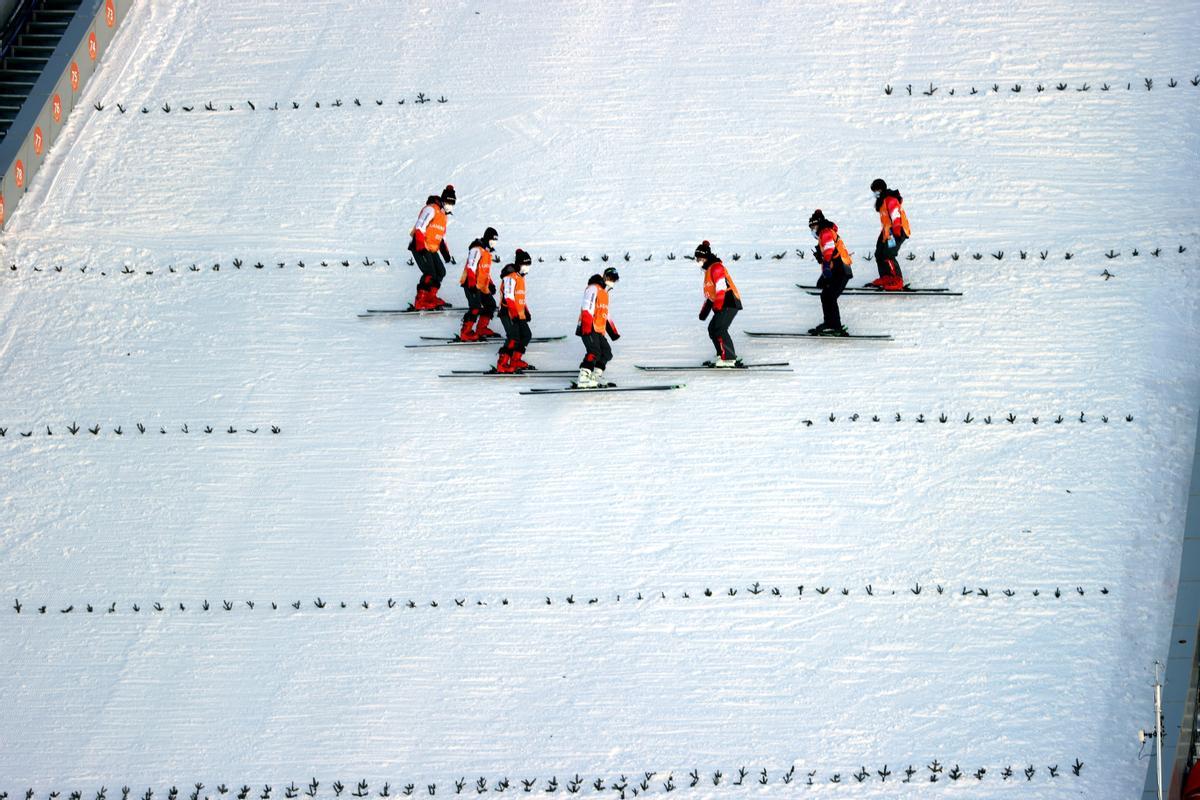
[575,323,584,337]
[699,300,712,321]
[524,309,531,321]
[487,282,496,295]
[607,321,621,341]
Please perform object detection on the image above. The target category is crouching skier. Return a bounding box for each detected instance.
[869,178,910,291]
[695,240,743,367]
[808,209,852,336]
[408,184,456,309]
[456,226,499,341]
[575,267,621,389]
[494,249,534,373]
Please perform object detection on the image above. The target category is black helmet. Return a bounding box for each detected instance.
[602,267,619,284]
[870,178,888,193]
[808,209,826,228]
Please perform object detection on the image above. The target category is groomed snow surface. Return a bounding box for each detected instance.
[2,1,1199,797]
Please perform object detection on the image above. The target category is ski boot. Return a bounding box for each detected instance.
[807,322,829,335]
[573,367,598,389]
[412,288,441,311]
[491,353,518,374]
[511,354,535,371]
[706,357,744,368]
[456,318,479,342]
[592,367,615,388]
[815,325,849,337]
[474,315,500,339]
[877,275,905,291]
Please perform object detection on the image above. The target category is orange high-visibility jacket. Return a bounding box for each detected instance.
[460,244,492,289]
[879,194,910,238]
[579,284,610,334]
[501,270,527,317]
[474,248,493,293]
[412,202,448,252]
[818,224,853,266]
[703,262,741,309]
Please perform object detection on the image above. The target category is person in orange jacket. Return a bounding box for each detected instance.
[408,184,456,310]
[695,240,743,367]
[575,267,620,388]
[456,226,499,341]
[869,178,910,291]
[494,249,534,373]
[808,209,852,335]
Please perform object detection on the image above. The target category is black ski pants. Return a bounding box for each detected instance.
[707,306,738,359]
[461,285,482,322]
[820,270,850,328]
[874,231,907,280]
[580,332,612,370]
[415,249,447,290]
[500,313,531,355]
[479,292,496,317]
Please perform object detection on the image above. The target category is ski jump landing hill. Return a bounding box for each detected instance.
[1,1,1198,798]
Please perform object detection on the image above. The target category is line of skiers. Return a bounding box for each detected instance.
[407,179,910,381]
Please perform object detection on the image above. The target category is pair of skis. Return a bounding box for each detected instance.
[796,283,962,297]
[450,361,791,379]
[745,331,893,340]
[436,369,683,394]
[520,360,797,394]
[358,305,461,318]
[521,361,792,395]
[408,335,565,349]
[441,369,578,378]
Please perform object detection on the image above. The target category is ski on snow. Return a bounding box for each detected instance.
[441,370,578,378]
[358,305,460,317]
[521,384,685,395]
[796,283,959,296]
[634,362,792,372]
[745,331,893,340]
[407,336,565,348]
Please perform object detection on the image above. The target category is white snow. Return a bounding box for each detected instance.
[1,0,1199,797]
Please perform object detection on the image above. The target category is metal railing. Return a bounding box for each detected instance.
[0,0,35,63]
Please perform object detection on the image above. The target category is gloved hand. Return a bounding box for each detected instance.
[811,247,821,262]
[575,323,584,337]
[448,255,457,265]
[607,321,620,341]
[821,264,832,280]
[487,282,495,295]
[524,309,531,321]
[699,300,712,321]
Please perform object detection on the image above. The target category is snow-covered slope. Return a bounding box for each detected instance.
[1,1,1198,797]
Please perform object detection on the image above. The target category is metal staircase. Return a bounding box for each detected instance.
[0,0,85,141]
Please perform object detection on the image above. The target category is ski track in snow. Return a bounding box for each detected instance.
[1,0,1199,797]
